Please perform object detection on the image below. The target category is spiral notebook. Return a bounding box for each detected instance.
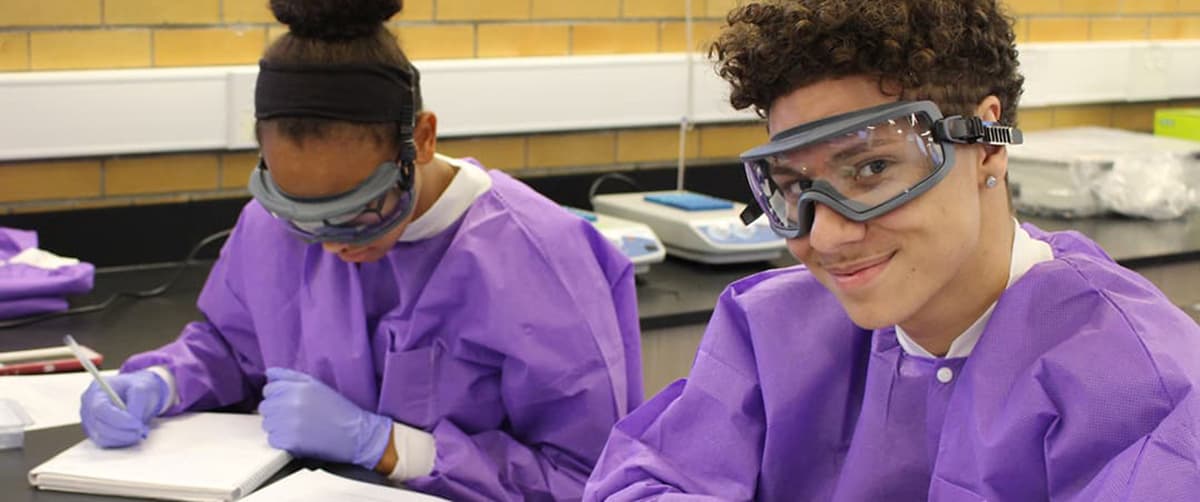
[29,412,291,502]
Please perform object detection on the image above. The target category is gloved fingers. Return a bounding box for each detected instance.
[79,386,97,421]
[261,380,295,400]
[83,408,147,448]
[264,429,307,455]
[260,415,302,452]
[264,430,288,450]
[265,367,311,383]
[88,400,147,433]
[89,426,145,448]
[82,381,123,404]
[80,412,95,437]
[80,381,122,419]
[256,396,290,423]
[82,384,123,407]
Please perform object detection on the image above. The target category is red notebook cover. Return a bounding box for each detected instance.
[0,346,104,375]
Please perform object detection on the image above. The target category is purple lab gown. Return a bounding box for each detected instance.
[0,227,94,319]
[122,162,644,501]
[585,224,1200,501]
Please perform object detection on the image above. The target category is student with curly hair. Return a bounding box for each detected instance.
[585,1,1200,499]
[77,1,643,499]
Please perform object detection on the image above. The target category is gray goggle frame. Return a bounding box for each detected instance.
[739,100,1022,238]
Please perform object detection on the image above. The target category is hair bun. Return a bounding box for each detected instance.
[270,0,402,41]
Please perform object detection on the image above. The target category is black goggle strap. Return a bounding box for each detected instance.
[935,116,1024,146]
[396,159,415,191]
[740,159,775,225]
[396,66,420,168]
[740,204,764,226]
[397,109,417,168]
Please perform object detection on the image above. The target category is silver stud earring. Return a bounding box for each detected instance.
[985,175,998,188]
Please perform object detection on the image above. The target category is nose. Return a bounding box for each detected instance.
[806,203,866,253]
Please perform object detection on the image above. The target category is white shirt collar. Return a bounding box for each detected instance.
[398,154,493,242]
[895,219,1055,359]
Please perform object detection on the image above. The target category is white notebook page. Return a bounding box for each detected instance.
[0,369,117,431]
[29,412,290,501]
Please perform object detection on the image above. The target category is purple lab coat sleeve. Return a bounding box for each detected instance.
[1070,394,1200,501]
[583,286,765,501]
[404,210,645,501]
[1044,257,1200,501]
[606,232,646,417]
[121,215,265,414]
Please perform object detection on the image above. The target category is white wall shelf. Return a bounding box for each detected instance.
[2,41,1198,162]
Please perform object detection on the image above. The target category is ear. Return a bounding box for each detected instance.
[973,96,1008,187]
[413,111,438,165]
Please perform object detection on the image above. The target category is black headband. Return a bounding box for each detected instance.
[254,60,416,123]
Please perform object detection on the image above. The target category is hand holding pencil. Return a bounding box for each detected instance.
[72,335,171,448]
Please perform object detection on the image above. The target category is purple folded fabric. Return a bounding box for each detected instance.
[0,227,94,320]
[0,296,69,319]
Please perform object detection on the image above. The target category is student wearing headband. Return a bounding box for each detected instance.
[78,1,643,499]
[586,1,1200,500]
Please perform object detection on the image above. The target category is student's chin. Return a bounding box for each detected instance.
[337,247,384,263]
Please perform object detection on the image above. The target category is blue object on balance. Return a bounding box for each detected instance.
[564,207,599,222]
[644,192,734,211]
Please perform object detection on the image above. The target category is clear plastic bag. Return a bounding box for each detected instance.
[1008,128,1200,219]
[1092,152,1198,219]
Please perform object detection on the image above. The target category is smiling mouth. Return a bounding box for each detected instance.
[826,253,893,275]
[823,251,896,290]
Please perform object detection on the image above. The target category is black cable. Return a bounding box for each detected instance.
[0,228,234,329]
[587,172,644,208]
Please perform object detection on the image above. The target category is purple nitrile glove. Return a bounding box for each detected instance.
[79,370,169,448]
[258,367,393,469]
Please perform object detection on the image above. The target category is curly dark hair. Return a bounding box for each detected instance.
[710,0,1024,126]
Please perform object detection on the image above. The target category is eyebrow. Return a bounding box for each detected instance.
[829,136,901,165]
[767,133,906,178]
[769,163,799,178]
[766,145,870,178]
[829,143,871,165]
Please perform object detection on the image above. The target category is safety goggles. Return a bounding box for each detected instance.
[739,101,1023,239]
[248,157,416,246]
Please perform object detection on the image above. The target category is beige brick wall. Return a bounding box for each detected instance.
[0,0,739,69]
[1009,0,1200,41]
[2,0,1199,214]
[1,0,1196,72]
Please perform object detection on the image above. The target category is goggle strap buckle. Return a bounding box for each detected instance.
[739,203,763,226]
[937,116,1024,146]
[396,159,415,191]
